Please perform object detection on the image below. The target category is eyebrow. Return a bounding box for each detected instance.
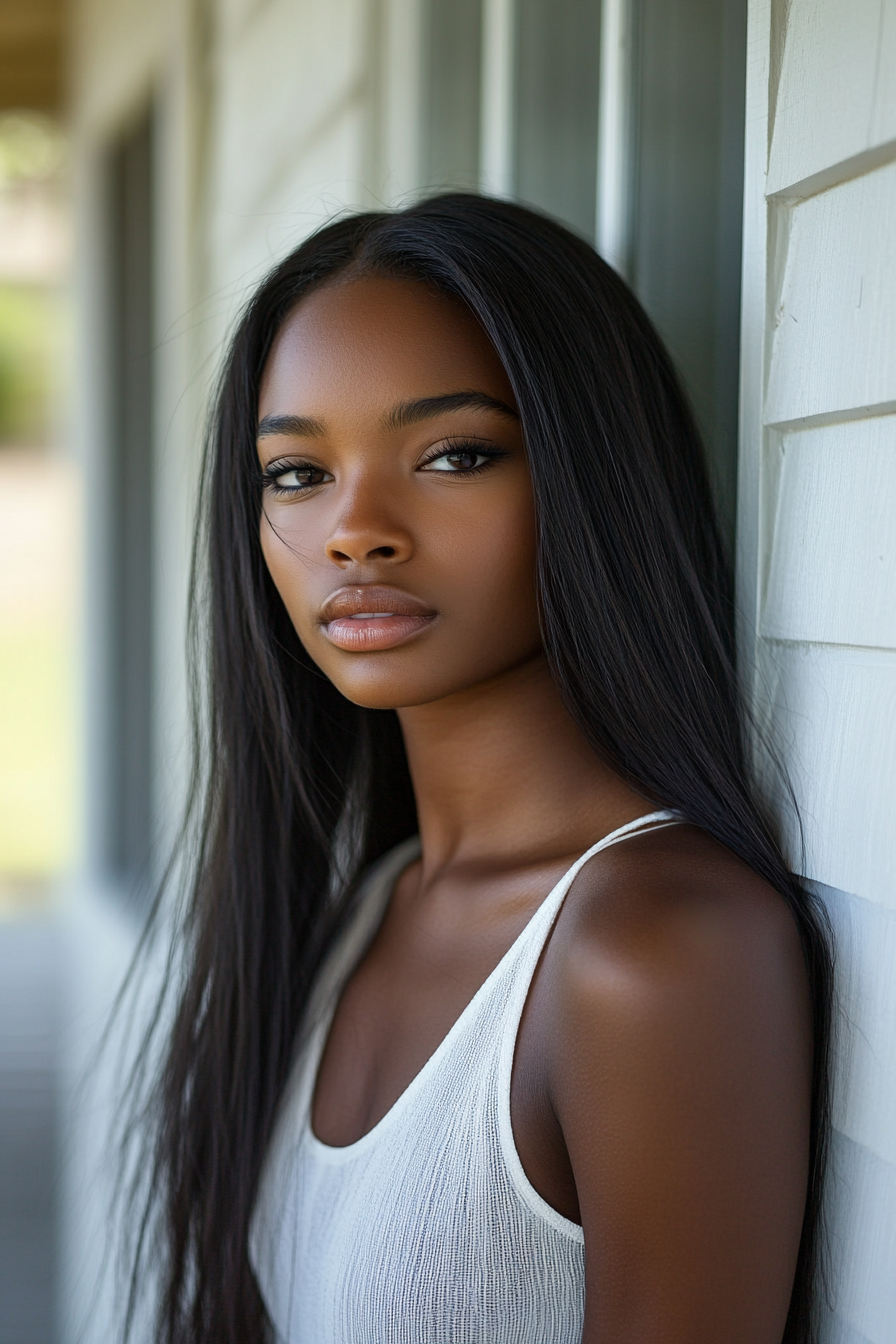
[257,413,325,439]
[384,391,519,430]
[256,391,518,440]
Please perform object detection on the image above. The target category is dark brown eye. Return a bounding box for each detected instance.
[264,463,332,493]
[281,467,325,487]
[447,451,478,470]
[422,447,496,473]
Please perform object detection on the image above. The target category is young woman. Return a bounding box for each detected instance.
[140,195,831,1344]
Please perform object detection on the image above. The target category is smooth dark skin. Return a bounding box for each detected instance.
[257,275,812,1343]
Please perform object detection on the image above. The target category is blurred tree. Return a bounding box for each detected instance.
[0,286,64,445]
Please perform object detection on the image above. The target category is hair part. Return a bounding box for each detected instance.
[127,194,832,1344]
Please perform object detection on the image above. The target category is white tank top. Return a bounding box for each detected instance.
[251,811,677,1344]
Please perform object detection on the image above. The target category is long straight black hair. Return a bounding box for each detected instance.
[134,194,831,1344]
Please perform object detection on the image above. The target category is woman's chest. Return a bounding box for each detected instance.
[310,869,559,1148]
[250,848,594,1344]
[310,872,581,1221]
[252,955,586,1344]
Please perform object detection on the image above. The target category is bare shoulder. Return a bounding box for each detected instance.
[553,821,810,1023]
[541,820,814,1144]
[540,823,813,1341]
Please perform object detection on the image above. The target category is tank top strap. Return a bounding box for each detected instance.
[509,808,681,958]
[494,809,683,1083]
[492,808,681,1232]
[296,811,679,1119]
[325,811,680,1015]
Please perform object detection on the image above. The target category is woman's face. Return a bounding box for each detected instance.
[257,274,540,710]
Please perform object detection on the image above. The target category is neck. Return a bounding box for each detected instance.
[396,652,648,876]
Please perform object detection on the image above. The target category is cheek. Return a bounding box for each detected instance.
[259,510,320,632]
[412,484,541,701]
[440,486,538,622]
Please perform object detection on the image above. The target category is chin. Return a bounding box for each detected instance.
[316,643,546,712]
[331,679,450,712]
[320,658,478,712]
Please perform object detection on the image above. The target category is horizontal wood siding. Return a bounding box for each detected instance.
[824,1130,896,1343]
[763,643,896,908]
[763,420,896,649]
[823,884,896,1166]
[767,0,896,198]
[745,2,896,1336]
[765,165,896,425]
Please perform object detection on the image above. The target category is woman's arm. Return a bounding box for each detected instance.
[551,829,812,1344]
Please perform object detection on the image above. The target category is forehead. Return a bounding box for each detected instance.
[258,275,513,415]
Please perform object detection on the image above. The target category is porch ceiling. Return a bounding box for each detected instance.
[0,0,65,112]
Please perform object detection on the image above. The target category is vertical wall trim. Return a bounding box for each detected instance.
[369,0,425,203]
[419,0,482,192]
[736,0,771,691]
[479,0,516,195]
[596,0,633,270]
[106,107,157,891]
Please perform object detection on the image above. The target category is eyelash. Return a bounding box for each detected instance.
[261,439,509,496]
[261,460,330,496]
[419,439,510,475]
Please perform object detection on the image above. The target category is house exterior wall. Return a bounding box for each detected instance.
[63,0,895,1338]
[739,2,896,1339]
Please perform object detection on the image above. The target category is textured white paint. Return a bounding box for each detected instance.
[874,2,896,149]
[822,884,896,1167]
[763,417,896,649]
[768,0,896,197]
[819,1313,876,1344]
[210,108,370,322]
[765,163,896,426]
[479,0,516,196]
[762,642,896,909]
[823,1131,896,1344]
[750,0,896,1325]
[208,0,367,268]
[380,0,424,201]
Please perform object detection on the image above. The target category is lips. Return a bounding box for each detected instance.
[319,585,437,652]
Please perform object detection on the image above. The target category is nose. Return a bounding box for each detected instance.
[324,484,414,567]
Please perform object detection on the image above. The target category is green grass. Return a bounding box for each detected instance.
[0,285,66,444]
[0,626,77,877]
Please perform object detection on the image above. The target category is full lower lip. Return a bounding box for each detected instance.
[322,612,436,651]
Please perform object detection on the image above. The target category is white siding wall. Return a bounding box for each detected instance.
[741,3,896,1339]
[205,0,422,344]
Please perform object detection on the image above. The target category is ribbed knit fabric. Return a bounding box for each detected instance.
[250,811,677,1344]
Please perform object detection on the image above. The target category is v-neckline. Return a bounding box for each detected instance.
[305,811,677,1159]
